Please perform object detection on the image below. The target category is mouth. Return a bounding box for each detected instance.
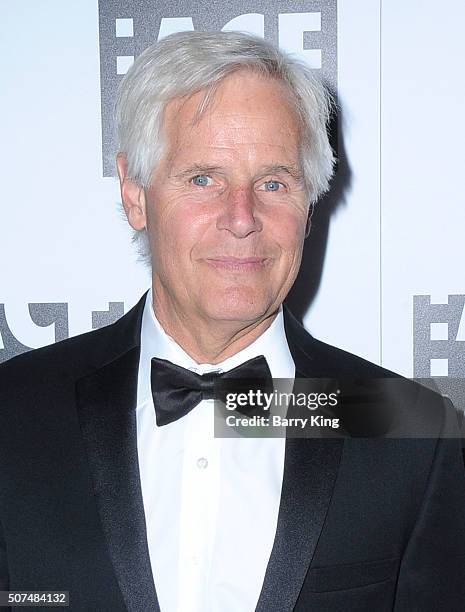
[204,256,270,272]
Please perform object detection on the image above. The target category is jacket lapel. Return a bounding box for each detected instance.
[255,306,344,612]
[75,294,160,612]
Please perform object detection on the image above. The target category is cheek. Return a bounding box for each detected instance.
[267,208,306,257]
[150,199,213,268]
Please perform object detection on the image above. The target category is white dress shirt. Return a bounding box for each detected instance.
[136,290,295,612]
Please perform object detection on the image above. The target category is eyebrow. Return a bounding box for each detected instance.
[170,164,225,180]
[171,163,304,182]
[258,164,304,182]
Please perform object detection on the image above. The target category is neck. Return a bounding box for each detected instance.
[151,288,278,365]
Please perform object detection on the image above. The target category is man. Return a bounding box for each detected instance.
[0,31,464,612]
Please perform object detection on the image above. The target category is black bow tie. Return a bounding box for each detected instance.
[150,355,273,426]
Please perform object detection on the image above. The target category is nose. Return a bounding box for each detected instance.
[216,185,263,238]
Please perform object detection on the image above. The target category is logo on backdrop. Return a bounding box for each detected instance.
[413,294,465,414]
[0,303,124,364]
[413,294,465,378]
[98,0,338,177]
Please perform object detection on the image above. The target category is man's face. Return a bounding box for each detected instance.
[130,70,309,325]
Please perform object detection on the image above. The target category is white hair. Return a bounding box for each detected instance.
[115,30,335,264]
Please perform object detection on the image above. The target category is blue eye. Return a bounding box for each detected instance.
[264,180,282,191]
[191,175,211,186]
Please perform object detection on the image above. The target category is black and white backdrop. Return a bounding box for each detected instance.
[1,0,464,410]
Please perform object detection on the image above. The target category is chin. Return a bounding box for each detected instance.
[199,288,271,323]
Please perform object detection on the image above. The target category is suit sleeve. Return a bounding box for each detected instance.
[0,371,10,593]
[0,515,8,590]
[394,403,465,611]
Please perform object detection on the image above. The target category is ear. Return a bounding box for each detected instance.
[116,153,147,231]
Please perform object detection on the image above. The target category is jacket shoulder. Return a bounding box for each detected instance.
[310,335,400,378]
[0,325,111,388]
[283,306,456,435]
[0,293,146,394]
[284,305,400,379]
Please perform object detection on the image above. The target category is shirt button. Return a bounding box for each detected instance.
[196,457,208,469]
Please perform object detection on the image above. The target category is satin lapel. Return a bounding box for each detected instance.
[76,345,160,612]
[255,309,344,612]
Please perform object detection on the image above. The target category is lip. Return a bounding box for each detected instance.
[205,256,269,272]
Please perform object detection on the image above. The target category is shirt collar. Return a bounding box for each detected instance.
[137,289,295,407]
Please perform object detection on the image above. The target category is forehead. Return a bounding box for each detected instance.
[161,70,301,163]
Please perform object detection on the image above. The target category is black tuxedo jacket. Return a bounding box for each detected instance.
[1,293,465,611]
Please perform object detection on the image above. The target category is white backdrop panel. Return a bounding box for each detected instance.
[0,0,463,394]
